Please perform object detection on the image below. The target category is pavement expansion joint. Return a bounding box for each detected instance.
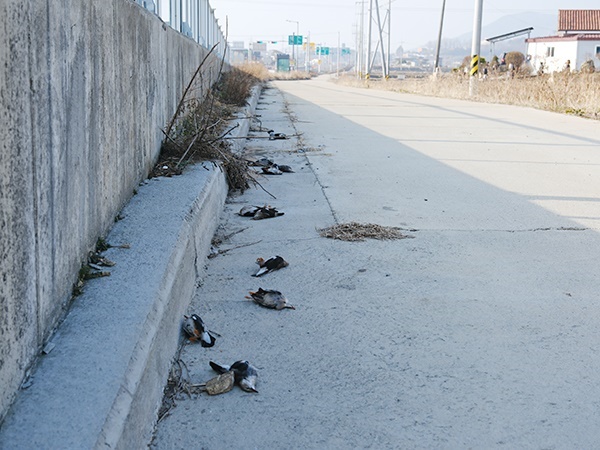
[279,91,339,224]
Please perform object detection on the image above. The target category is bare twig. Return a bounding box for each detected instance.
[213,240,263,257]
[247,173,277,199]
[205,123,240,146]
[159,127,183,151]
[165,43,219,138]
[176,132,201,168]
[223,133,303,140]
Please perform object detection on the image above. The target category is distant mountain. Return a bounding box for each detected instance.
[432,12,558,67]
[454,12,558,43]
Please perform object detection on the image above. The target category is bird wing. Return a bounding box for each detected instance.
[200,331,216,347]
[254,266,270,277]
[209,361,230,374]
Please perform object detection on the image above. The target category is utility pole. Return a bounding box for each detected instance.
[358,0,365,78]
[337,31,340,77]
[374,0,388,78]
[365,0,389,78]
[387,0,391,78]
[433,0,446,75]
[306,31,310,73]
[366,0,373,78]
[469,0,483,96]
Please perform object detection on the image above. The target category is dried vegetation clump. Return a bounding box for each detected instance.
[153,48,265,192]
[234,61,312,81]
[319,222,413,242]
[336,71,600,120]
[217,64,265,106]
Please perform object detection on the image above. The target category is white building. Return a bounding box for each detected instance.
[526,10,600,73]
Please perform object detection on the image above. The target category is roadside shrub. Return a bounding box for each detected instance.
[335,71,600,120]
[505,51,525,71]
[581,60,596,74]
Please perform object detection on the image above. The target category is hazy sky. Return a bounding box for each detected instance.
[213,0,599,50]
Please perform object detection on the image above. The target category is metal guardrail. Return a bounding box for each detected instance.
[132,0,227,59]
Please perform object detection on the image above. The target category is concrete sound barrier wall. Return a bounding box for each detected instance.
[0,0,223,420]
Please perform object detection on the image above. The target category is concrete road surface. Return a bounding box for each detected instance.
[152,77,600,449]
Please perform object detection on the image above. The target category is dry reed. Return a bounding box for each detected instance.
[154,61,267,191]
[336,72,600,119]
[234,62,312,81]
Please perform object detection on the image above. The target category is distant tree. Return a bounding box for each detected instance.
[505,51,525,71]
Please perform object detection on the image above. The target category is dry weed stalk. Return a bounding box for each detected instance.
[154,48,266,192]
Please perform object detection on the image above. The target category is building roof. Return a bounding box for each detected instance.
[526,33,600,43]
[558,10,600,32]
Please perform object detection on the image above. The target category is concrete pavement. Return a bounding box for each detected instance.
[151,78,600,449]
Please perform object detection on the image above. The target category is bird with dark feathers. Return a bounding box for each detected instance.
[246,288,295,310]
[253,206,284,220]
[239,205,260,217]
[238,205,284,220]
[261,165,283,175]
[253,255,289,277]
[209,360,259,393]
[275,164,294,173]
[267,129,288,140]
[182,314,217,347]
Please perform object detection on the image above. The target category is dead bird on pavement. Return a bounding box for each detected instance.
[182,314,217,347]
[239,205,284,220]
[247,157,274,167]
[209,360,259,393]
[253,206,284,220]
[239,205,261,217]
[268,129,288,140]
[246,288,295,310]
[275,164,294,173]
[261,165,283,175]
[253,256,289,277]
[194,370,235,395]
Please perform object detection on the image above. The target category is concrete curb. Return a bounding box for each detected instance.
[0,86,262,449]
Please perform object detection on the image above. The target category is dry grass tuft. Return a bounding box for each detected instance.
[319,222,413,242]
[235,62,270,81]
[270,71,312,81]
[335,72,600,119]
[154,53,265,192]
[234,62,312,81]
[217,65,265,106]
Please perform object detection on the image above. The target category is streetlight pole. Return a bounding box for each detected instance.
[469,0,483,96]
[286,19,300,71]
[433,0,446,75]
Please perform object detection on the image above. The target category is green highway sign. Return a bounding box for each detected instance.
[288,35,303,45]
[316,47,330,55]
